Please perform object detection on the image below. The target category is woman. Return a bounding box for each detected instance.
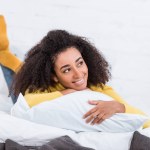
[9,29,150,127]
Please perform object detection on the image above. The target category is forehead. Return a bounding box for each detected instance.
[54,47,82,68]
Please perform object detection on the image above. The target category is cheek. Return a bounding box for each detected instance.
[57,74,72,83]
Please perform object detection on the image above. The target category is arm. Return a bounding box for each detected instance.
[90,85,150,128]
[83,100,125,125]
[98,85,146,114]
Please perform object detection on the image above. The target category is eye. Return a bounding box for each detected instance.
[77,61,84,67]
[63,68,71,73]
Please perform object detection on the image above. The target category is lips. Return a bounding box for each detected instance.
[72,79,84,85]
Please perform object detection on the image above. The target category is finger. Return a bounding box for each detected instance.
[97,113,113,124]
[96,113,105,124]
[91,116,100,125]
[96,118,104,124]
[85,115,94,124]
[85,111,99,124]
[83,107,97,119]
[88,100,99,105]
[91,112,106,125]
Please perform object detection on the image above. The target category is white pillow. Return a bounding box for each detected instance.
[11,90,148,133]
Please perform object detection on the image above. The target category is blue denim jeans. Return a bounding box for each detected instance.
[0,64,18,103]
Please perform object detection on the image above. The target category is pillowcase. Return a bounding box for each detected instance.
[11,90,148,133]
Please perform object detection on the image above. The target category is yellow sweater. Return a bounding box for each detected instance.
[25,84,150,128]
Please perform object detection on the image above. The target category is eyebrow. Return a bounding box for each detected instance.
[60,57,83,70]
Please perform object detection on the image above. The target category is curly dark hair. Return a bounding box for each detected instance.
[11,30,111,96]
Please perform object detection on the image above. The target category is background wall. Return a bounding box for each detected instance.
[0,0,150,115]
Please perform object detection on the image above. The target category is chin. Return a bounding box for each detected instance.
[74,84,87,91]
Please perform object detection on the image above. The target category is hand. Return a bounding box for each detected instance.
[83,100,125,125]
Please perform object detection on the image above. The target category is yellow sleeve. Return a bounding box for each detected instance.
[90,85,150,128]
[24,91,63,107]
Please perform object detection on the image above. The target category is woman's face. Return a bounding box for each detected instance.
[53,47,88,90]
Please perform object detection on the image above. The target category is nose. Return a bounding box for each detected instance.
[72,67,82,79]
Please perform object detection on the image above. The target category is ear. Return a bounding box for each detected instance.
[53,75,58,83]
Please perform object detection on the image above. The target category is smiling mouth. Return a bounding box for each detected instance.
[72,79,84,85]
